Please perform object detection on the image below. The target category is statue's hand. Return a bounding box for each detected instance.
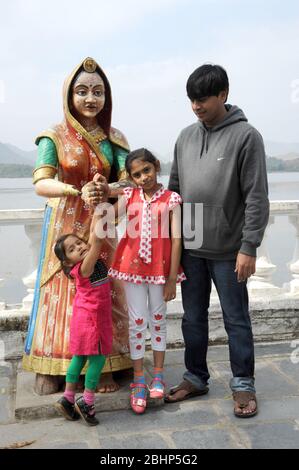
[81,174,110,206]
[81,180,101,207]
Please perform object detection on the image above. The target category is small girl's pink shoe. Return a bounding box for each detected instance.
[130,383,147,414]
[148,377,165,399]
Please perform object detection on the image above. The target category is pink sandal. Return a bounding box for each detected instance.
[130,383,147,414]
[148,377,166,399]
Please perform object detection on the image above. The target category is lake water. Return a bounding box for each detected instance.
[0,173,298,304]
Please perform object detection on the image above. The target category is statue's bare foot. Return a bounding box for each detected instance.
[97,372,120,393]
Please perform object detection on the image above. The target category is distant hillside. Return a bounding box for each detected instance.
[0,142,27,164]
[5,143,36,164]
[265,141,299,157]
[1,141,299,177]
[0,143,35,177]
[0,142,36,165]
[273,152,299,161]
[0,163,33,178]
[266,157,299,172]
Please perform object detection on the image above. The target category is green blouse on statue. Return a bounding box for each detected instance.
[35,137,128,177]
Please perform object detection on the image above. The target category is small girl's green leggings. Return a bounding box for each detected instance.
[66,355,106,391]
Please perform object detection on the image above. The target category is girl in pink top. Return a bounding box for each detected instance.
[108,148,185,414]
[54,184,112,426]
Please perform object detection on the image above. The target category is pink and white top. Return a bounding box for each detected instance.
[109,185,186,285]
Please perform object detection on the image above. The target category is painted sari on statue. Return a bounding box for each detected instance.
[23,58,131,375]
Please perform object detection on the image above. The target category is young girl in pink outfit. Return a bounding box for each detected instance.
[54,190,112,426]
[108,148,185,414]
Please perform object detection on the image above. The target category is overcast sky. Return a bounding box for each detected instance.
[0,0,298,159]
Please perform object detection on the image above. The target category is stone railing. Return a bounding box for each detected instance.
[248,201,299,298]
[0,201,298,311]
[0,202,299,423]
[0,209,43,423]
[0,209,44,313]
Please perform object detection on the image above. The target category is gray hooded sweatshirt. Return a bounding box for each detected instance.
[168,105,269,259]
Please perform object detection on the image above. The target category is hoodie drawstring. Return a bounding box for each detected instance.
[200,131,206,158]
[200,129,210,157]
[205,130,209,153]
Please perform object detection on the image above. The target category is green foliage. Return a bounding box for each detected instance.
[267,157,299,172]
[0,164,34,177]
[1,158,299,178]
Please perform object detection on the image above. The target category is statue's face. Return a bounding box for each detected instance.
[71,71,105,119]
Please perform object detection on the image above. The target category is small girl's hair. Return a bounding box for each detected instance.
[54,233,79,278]
[125,148,159,175]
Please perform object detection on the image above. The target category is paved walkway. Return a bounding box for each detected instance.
[1,341,299,449]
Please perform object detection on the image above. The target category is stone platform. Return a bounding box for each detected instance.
[1,296,299,425]
[0,341,298,449]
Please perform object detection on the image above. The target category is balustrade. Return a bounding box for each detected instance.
[0,202,299,312]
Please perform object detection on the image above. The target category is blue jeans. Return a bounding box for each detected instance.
[181,251,255,393]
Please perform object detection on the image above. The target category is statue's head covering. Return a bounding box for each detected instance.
[63,57,112,137]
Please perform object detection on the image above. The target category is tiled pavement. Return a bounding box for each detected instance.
[1,341,299,449]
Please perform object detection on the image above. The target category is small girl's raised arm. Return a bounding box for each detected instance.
[80,174,108,278]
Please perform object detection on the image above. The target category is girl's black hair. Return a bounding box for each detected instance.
[54,233,81,279]
[125,148,159,175]
[186,64,229,102]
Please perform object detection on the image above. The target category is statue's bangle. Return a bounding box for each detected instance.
[63,184,81,197]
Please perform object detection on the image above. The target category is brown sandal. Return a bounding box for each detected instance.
[233,391,258,418]
[164,380,209,403]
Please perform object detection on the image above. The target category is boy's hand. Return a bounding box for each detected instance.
[235,253,256,282]
[163,279,177,302]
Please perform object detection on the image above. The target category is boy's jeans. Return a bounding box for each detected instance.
[181,251,255,393]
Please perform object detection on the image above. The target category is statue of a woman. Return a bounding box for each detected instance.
[23,58,131,394]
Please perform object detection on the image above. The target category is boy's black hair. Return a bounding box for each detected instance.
[186,64,229,102]
[125,148,159,175]
[54,233,82,278]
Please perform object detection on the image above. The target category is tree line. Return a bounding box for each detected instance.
[1,158,299,178]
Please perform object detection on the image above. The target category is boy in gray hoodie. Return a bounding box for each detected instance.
[166,64,269,417]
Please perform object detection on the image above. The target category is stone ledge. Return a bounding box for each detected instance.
[15,367,162,422]
[0,309,30,333]
[167,296,299,316]
[1,299,299,358]
[2,297,299,325]
[0,332,26,361]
